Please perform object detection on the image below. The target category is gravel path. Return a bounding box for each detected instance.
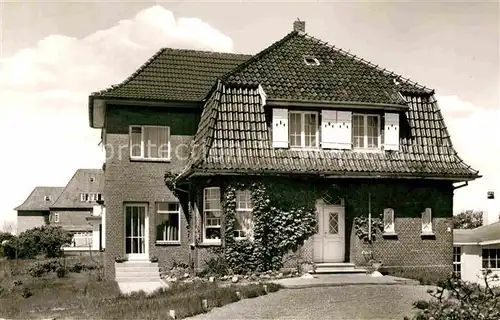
[188,285,434,320]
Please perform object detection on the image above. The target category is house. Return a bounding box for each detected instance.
[89,21,480,281]
[15,187,64,233]
[453,193,500,287]
[15,169,104,252]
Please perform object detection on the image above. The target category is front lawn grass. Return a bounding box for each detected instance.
[0,257,282,320]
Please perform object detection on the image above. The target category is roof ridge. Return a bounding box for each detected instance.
[300,32,434,94]
[161,47,251,57]
[221,31,299,82]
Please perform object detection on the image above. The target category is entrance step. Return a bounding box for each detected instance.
[115,261,161,283]
[313,262,366,274]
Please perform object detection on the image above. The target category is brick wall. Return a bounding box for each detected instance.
[17,211,49,233]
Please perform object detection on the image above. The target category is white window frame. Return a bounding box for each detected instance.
[352,113,381,150]
[54,212,59,223]
[453,246,462,277]
[234,190,254,240]
[288,111,319,149]
[383,208,395,234]
[422,208,433,234]
[156,202,181,244]
[80,193,87,202]
[129,125,171,161]
[203,187,222,244]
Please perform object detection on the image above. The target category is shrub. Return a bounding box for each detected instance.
[201,253,229,277]
[28,260,62,277]
[406,270,500,320]
[56,265,68,278]
[3,226,71,259]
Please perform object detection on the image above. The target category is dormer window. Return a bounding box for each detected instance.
[352,114,381,149]
[44,196,51,202]
[289,111,318,148]
[304,56,320,66]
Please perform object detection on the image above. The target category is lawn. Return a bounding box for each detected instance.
[0,256,281,320]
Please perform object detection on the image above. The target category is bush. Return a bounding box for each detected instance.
[0,232,14,257]
[201,253,229,277]
[56,265,68,278]
[406,270,500,320]
[28,260,62,277]
[3,226,71,259]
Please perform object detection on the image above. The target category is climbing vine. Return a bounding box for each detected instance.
[221,181,317,273]
[353,214,384,243]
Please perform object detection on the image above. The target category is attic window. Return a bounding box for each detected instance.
[90,177,95,182]
[304,56,320,66]
[44,196,51,202]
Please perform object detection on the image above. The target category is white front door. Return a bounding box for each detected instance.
[313,205,345,263]
[124,204,149,260]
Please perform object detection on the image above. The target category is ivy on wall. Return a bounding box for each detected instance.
[222,181,317,273]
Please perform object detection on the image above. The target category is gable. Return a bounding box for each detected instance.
[51,169,104,208]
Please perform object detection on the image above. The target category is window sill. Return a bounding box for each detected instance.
[130,157,171,163]
[382,232,398,239]
[198,241,221,247]
[290,147,320,151]
[353,148,383,153]
[155,241,181,246]
[421,232,436,239]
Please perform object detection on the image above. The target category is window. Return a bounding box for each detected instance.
[352,114,380,149]
[383,208,395,233]
[422,208,433,233]
[234,190,253,239]
[156,202,180,243]
[54,212,59,223]
[304,56,320,66]
[203,187,221,243]
[482,248,500,269]
[71,232,92,247]
[44,196,51,202]
[80,193,103,203]
[289,111,318,148]
[89,177,95,182]
[453,246,462,277]
[80,193,88,202]
[130,125,170,161]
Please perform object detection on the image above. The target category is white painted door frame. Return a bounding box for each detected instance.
[124,203,149,261]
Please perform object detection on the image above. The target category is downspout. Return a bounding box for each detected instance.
[368,192,372,242]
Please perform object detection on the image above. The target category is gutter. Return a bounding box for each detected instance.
[480,239,500,246]
[266,98,408,111]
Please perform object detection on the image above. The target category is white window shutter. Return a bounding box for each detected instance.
[272,108,288,148]
[337,111,352,150]
[384,113,400,151]
[321,110,337,149]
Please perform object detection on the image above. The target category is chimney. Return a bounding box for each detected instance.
[293,20,305,32]
[484,190,498,225]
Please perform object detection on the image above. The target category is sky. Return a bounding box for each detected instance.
[1,1,499,230]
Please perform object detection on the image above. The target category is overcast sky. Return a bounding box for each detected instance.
[1,1,498,229]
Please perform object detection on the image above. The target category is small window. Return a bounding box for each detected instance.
[54,212,60,223]
[156,202,180,243]
[234,190,254,240]
[422,208,433,233]
[482,248,500,269]
[90,177,95,182]
[304,56,320,66]
[130,125,171,161]
[383,208,395,233]
[80,193,89,202]
[203,187,221,243]
[453,247,462,277]
[44,196,51,202]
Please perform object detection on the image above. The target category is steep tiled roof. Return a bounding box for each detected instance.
[224,31,434,105]
[178,83,478,181]
[90,48,251,102]
[15,187,64,211]
[51,169,104,208]
[454,222,500,244]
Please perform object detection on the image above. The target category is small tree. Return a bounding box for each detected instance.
[453,210,483,229]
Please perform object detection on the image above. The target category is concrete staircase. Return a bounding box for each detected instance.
[115,261,168,295]
[312,262,367,274]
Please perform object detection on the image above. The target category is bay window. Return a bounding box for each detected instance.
[234,190,253,240]
[203,187,222,243]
